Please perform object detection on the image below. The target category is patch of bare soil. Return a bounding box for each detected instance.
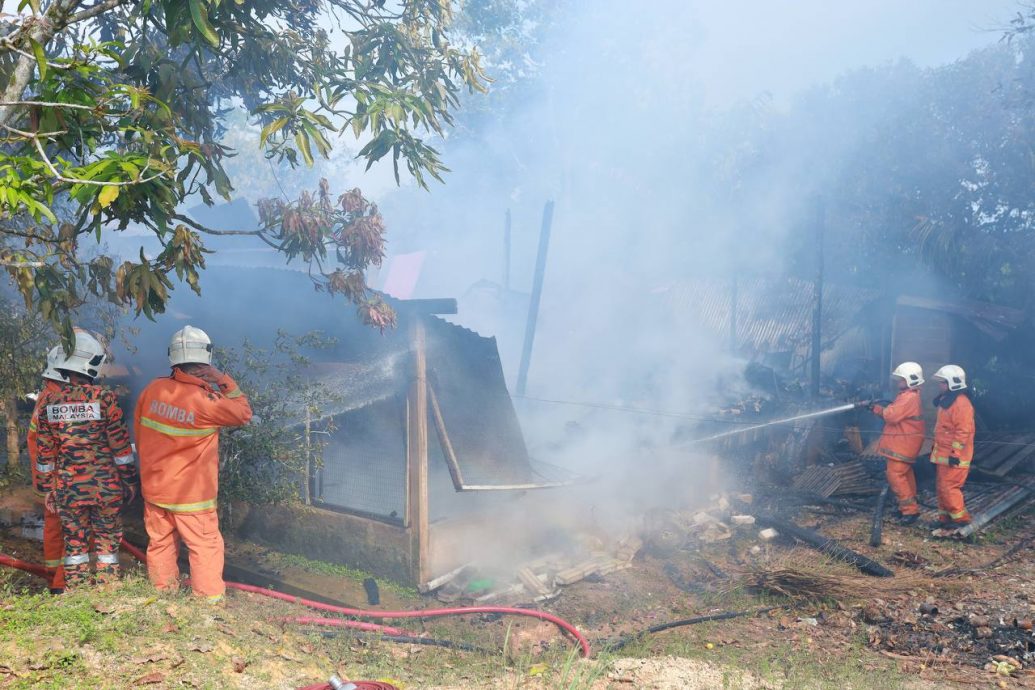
[601,656,775,689]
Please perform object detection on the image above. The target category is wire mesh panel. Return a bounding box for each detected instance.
[314,395,407,524]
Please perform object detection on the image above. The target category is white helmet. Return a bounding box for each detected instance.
[933,364,967,391]
[891,361,924,389]
[57,328,107,379]
[41,345,69,383]
[169,325,212,366]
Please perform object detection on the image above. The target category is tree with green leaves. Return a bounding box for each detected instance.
[214,330,341,511]
[0,1,487,344]
[0,294,53,468]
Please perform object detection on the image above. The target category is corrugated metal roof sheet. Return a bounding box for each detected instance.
[654,277,878,358]
[424,316,535,487]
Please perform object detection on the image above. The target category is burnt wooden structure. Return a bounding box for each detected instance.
[234,309,563,586]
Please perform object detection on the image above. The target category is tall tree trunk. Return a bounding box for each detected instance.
[2,396,19,469]
[302,406,312,505]
[0,0,83,127]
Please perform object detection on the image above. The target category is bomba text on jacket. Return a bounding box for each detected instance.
[149,400,196,425]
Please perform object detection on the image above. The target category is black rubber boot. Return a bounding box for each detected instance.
[897,514,919,526]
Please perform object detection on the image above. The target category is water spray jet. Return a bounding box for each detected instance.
[683,401,868,446]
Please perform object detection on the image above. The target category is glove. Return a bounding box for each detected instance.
[948,456,960,467]
[194,364,224,390]
[44,491,57,514]
[871,404,884,416]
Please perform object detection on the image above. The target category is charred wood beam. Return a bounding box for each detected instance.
[870,483,891,548]
[754,514,894,578]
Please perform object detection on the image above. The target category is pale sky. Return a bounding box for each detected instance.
[679,0,1024,107]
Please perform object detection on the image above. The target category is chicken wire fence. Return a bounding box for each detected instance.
[311,396,407,524]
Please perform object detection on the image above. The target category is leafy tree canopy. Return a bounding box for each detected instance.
[0,0,488,345]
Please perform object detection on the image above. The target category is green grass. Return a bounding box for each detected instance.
[614,620,910,690]
[267,551,419,598]
[0,567,602,689]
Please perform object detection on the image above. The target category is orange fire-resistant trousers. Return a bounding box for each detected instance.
[42,505,65,590]
[143,503,225,599]
[935,464,971,523]
[885,459,920,516]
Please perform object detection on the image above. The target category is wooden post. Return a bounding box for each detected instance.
[810,197,825,400]
[3,396,17,469]
[516,200,554,396]
[406,318,430,584]
[503,208,512,291]
[428,384,465,489]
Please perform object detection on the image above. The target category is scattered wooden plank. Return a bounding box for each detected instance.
[517,567,552,597]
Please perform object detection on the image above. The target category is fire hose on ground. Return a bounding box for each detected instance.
[0,552,49,579]
[120,538,592,657]
[3,540,591,657]
[602,606,783,652]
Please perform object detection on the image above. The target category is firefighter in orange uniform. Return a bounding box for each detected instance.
[35,330,138,588]
[27,346,70,592]
[134,326,252,600]
[870,362,926,525]
[930,364,975,531]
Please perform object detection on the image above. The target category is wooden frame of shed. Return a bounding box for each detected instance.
[231,309,576,587]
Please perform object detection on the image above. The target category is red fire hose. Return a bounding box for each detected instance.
[119,537,146,563]
[118,538,590,657]
[0,552,49,579]
[224,580,591,657]
[277,616,411,636]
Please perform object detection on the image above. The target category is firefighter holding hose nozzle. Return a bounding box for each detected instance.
[134,326,252,601]
[869,362,926,526]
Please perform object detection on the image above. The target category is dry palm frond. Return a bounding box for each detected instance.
[734,550,956,603]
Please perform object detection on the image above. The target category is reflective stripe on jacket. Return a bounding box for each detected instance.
[134,369,251,513]
[931,392,975,468]
[876,389,925,463]
[27,380,64,496]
